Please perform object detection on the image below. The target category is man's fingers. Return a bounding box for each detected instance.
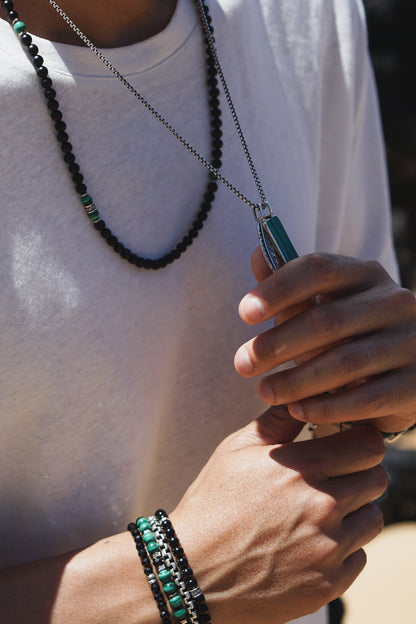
[239,253,387,325]
[235,288,407,378]
[286,367,416,429]
[230,405,305,450]
[326,466,388,515]
[341,504,385,559]
[273,426,386,478]
[256,329,411,405]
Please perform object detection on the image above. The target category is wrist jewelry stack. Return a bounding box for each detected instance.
[128,510,211,624]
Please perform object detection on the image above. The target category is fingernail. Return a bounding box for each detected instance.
[288,402,306,421]
[234,347,255,375]
[239,295,265,323]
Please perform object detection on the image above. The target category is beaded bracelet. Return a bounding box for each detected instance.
[127,522,173,624]
[155,510,211,624]
[149,516,199,624]
[135,517,190,624]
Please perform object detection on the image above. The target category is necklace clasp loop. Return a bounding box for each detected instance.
[253,201,273,223]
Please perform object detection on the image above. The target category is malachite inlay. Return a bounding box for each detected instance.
[173,608,187,619]
[163,582,176,595]
[158,569,171,582]
[13,21,26,34]
[209,172,217,180]
[80,194,93,206]
[147,541,159,553]
[136,517,150,528]
[265,216,298,262]
[169,595,183,609]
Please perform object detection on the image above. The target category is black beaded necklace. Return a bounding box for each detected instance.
[2,0,223,270]
[4,0,300,273]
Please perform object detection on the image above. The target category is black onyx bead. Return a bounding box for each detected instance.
[213,138,223,149]
[181,567,193,578]
[71,172,83,184]
[76,182,87,195]
[20,33,32,46]
[207,181,218,192]
[56,121,67,132]
[2,1,14,12]
[27,44,39,57]
[143,566,153,576]
[209,87,220,98]
[211,128,223,139]
[127,522,136,532]
[68,162,79,174]
[176,241,186,253]
[194,220,203,231]
[47,99,60,111]
[204,191,215,202]
[210,108,222,118]
[152,555,163,567]
[100,228,111,240]
[177,557,188,569]
[50,109,63,121]
[44,88,57,100]
[128,253,138,265]
[198,613,211,623]
[209,97,220,108]
[120,248,131,260]
[155,509,168,520]
[168,536,179,548]
[172,546,184,558]
[207,66,217,77]
[60,141,73,153]
[57,131,69,143]
[63,151,75,163]
[211,148,222,160]
[143,259,152,269]
[164,253,175,265]
[211,119,222,130]
[159,611,170,620]
[211,159,222,169]
[196,602,208,614]
[150,582,160,594]
[114,242,124,254]
[32,55,44,67]
[41,77,52,89]
[36,66,48,78]
[94,220,106,232]
[134,257,145,268]
[7,9,17,22]
[194,594,205,604]
[197,211,208,222]
[189,227,198,238]
[185,577,197,589]
[107,235,118,247]
[164,527,175,538]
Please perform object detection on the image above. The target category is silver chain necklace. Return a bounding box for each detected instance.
[48,0,299,270]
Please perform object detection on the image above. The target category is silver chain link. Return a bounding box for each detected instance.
[48,0,268,210]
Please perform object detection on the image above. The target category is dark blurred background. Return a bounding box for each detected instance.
[363,0,416,291]
[364,0,416,526]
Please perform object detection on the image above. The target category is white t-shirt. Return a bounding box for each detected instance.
[0,0,397,622]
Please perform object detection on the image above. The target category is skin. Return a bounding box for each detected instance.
[0,1,408,622]
[235,249,416,435]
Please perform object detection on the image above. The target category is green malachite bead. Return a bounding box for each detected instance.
[146,541,159,553]
[158,569,171,583]
[169,595,183,609]
[86,208,99,221]
[13,21,26,34]
[141,530,155,543]
[173,608,187,619]
[163,582,176,595]
[80,194,93,206]
[209,172,218,180]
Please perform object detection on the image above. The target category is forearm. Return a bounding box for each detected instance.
[0,531,157,624]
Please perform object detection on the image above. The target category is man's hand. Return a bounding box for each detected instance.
[234,250,416,434]
[172,409,387,624]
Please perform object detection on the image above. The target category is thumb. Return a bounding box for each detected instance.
[235,405,305,449]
